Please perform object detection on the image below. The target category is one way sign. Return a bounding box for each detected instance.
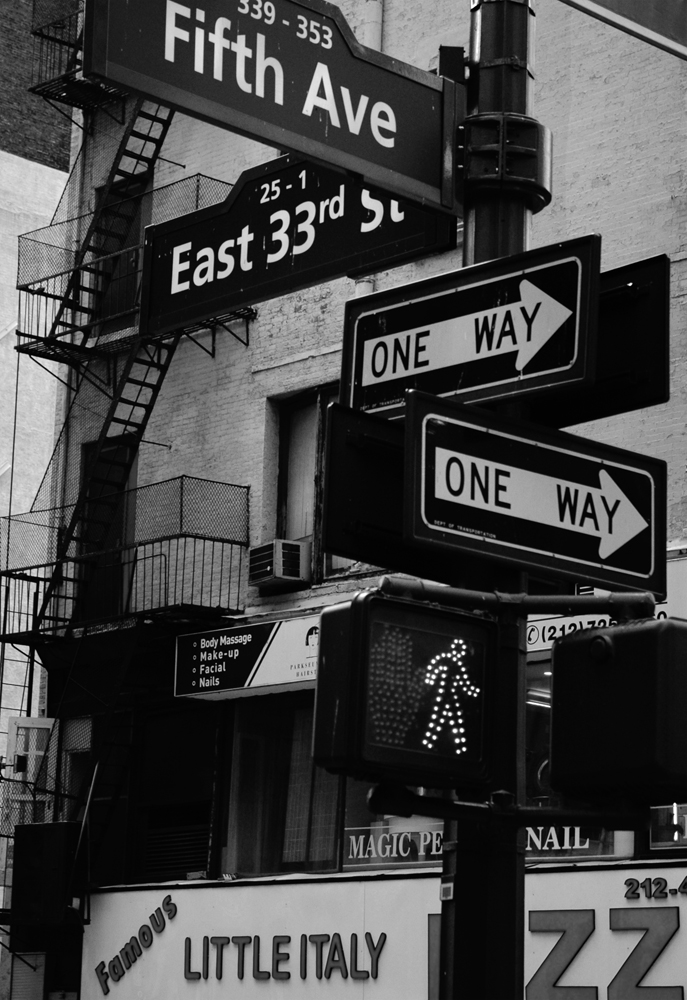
[341,235,600,418]
[359,279,572,387]
[406,391,666,596]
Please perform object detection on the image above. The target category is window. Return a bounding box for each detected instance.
[342,778,443,871]
[277,391,324,544]
[221,692,452,878]
[127,704,221,884]
[7,716,53,784]
[4,717,55,830]
[90,689,450,886]
[0,462,11,517]
[277,386,354,581]
[222,692,341,876]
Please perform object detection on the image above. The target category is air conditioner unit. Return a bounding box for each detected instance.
[248,539,312,590]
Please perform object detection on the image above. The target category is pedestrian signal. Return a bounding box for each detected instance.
[312,592,497,790]
[550,618,687,804]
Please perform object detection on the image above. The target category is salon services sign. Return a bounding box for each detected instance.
[175,613,320,698]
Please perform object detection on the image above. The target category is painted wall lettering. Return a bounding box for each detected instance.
[182,930,387,982]
[527,907,682,999]
[345,826,443,868]
[526,827,591,853]
[95,894,177,995]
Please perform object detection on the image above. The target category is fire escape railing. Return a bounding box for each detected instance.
[17,246,143,357]
[30,0,125,109]
[16,173,234,355]
[0,476,250,639]
[18,14,251,643]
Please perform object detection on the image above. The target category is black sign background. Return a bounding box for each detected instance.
[175,622,276,695]
[141,156,455,337]
[85,0,460,210]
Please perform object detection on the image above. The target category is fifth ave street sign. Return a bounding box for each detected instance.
[405,391,666,596]
[84,0,461,211]
[341,236,600,418]
[140,155,455,337]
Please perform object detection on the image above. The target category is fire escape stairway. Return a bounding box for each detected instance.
[39,334,182,632]
[24,98,180,631]
[29,0,127,110]
[10,16,207,890]
[19,99,175,364]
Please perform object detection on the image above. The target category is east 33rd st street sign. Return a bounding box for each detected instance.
[405,390,666,596]
[84,0,461,211]
[140,156,455,337]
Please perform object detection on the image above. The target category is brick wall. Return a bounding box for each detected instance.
[0,0,70,170]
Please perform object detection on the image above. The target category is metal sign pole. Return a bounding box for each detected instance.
[463,0,539,265]
[439,1,539,996]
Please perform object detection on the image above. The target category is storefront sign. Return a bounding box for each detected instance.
[175,613,320,698]
[81,877,440,999]
[526,864,687,995]
[344,821,443,871]
[527,553,687,653]
[95,895,178,995]
[342,821,616,866]
[82,866,687,997]
[525,826,634,861]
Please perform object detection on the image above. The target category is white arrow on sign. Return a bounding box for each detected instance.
[361,279,573,387]
[434,447,648,559]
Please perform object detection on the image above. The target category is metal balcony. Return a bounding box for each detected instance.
[17,246,144,361]
[29,0,125,109]
[16,174,234,359]
[0,476,250,640]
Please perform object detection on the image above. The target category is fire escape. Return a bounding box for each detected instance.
[0,0,255,909]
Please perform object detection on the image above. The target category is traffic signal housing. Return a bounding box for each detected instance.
[550,617,687,804]
[313,592,498,791]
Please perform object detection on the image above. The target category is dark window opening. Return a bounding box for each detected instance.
[222,692,341,876]
[128,704,222,884]
[75,436,138,622]
[277,385,355,582]
[277,391,322,545]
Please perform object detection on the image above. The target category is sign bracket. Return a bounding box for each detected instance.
[368,783,648,831]
[376,573,656,620]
